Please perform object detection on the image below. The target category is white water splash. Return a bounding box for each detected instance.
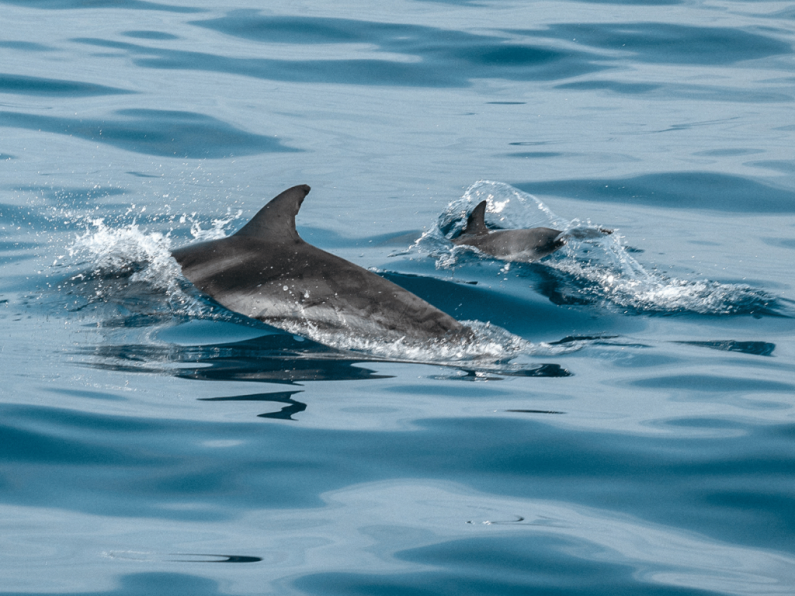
[65,210,244,293]
[408,181,779,316]
[547,241,776,315]
[272,317,578,364]
[69,219,181,290]
[401,180,568,267]
[61,218,234,319]
[185,210,242,242]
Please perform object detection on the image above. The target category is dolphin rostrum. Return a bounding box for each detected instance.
[452,200,566,262]
[172,185,469,343]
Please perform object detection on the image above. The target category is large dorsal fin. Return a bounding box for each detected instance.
[233,184,310,241]
[461,200,489,236]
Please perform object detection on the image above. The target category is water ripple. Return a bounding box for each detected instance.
[0,73,132,97]
[0,0,203,12]
[540,23,791,65]
[74,18,604,88]
[0,109,298,158]
[517,173,795,213]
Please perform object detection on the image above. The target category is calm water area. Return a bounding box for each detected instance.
[1,1,795,594]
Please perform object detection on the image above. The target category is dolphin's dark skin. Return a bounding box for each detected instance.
[452,200,566,262]
[172,185,469,342]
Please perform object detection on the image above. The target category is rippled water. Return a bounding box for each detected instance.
[2,1,795,595]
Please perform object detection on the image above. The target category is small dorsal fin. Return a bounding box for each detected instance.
[233,184,310,241]
[461,201,489,236]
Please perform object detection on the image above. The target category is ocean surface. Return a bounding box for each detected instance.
[2,1,795,594]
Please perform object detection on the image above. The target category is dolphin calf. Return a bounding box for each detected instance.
[452,200,565,262]
[172,185,469,343]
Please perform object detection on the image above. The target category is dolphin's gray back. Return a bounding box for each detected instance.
[455,228,564,262]
[172,185,466,342]
[174,237,464,339]
[451,200,563,262]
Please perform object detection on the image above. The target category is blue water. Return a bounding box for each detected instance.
[2,1,795,594]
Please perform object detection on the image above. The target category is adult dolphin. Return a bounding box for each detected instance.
[172,185,469,343]
[452,200,566,262]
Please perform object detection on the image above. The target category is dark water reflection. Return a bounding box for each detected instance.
[296,535,724,596]
[79,330,571,390]
[676,340,776,357]
[200,390,307,420]
[80,333,391,385]
[168,554,262,563]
